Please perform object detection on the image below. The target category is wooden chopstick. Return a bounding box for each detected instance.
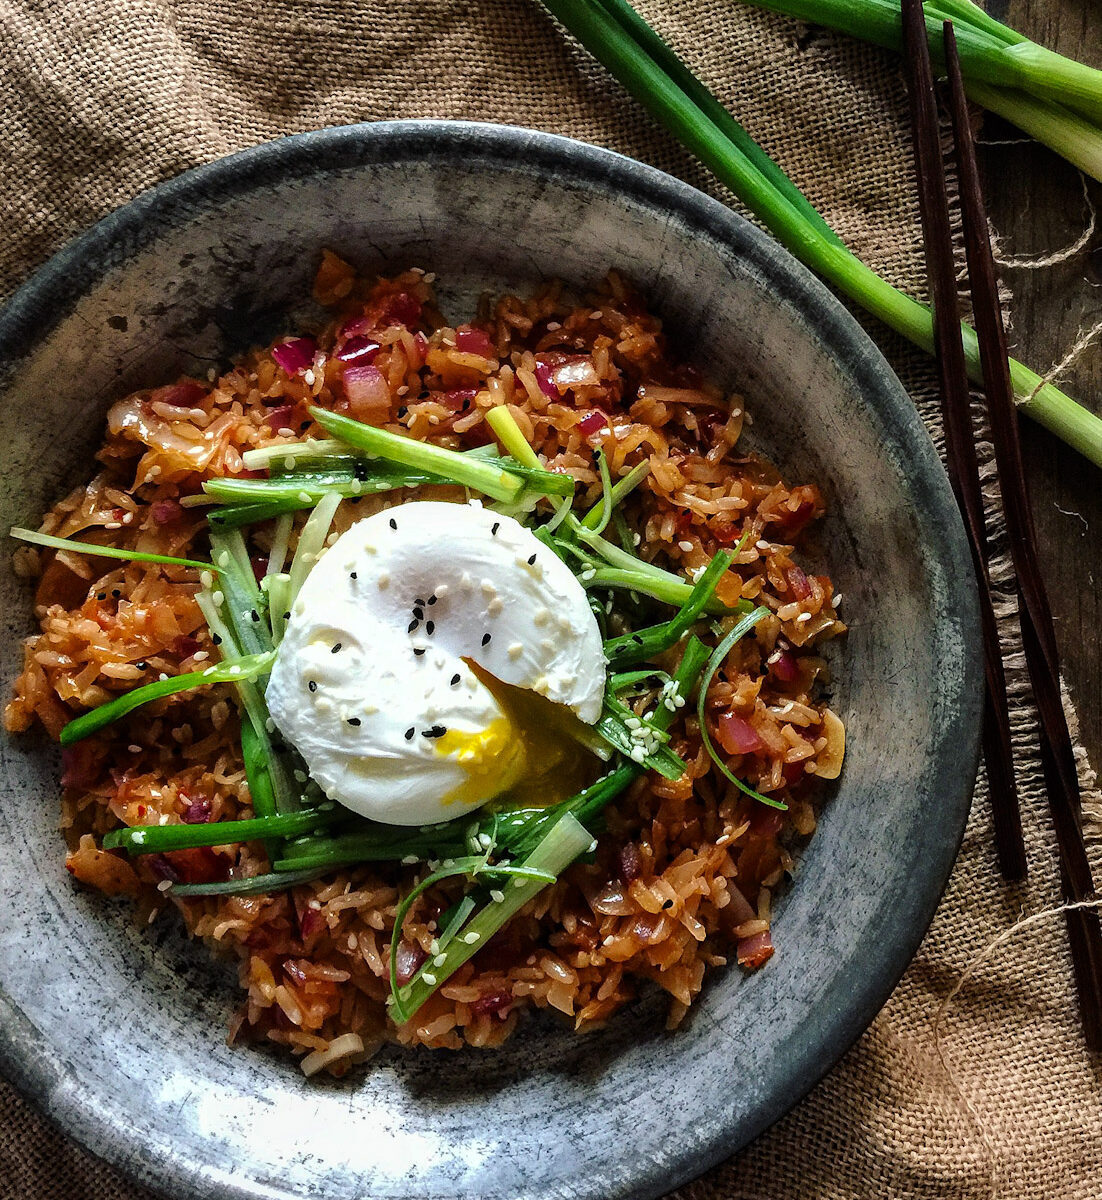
[898,0,1026,883]
[942,19,1102,1051]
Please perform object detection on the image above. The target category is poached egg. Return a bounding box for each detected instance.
[266,501,605,826]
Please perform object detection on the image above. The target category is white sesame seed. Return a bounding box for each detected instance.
[490,889,505,903]
[433,953,447,967]
[401,854,418,865]
[157,879,173,892]
[192,650,209,662]
[199,570,214,589]
[435,585,449,599]
[546,321,561,331]
[755,539,771,551]
[104,521,122,530]
[513,877,527,888]
[508,642,523,659]
[796,612,812,624]
[421,972,437,986]
[284,456,296,470]
[303,369,315,386]
[128,744,142,754]
[832,594,843,608]
[463,931,481,944]
[487,597,503,617]
[298,491,312,503]
[678,540,693,552]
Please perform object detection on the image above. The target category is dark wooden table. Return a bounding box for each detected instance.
[985,0,1101,795]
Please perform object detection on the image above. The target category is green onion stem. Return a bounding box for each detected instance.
[694,605,788,810]
[9,528,215,573]
[580,460,650,530]
[312,408,524,502]
[541,0,1102,468]
[103,805,344,854]
[389,812,593,1023]
[485,405,543,470]
[59,651,275,746]
[168,867,330,897]
[603,548,734,666]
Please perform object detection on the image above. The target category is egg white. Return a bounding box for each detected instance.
[266,501,605,825]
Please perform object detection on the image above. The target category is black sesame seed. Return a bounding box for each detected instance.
[427,594,437,606]
[461,399,471,412]
[422,724,447,739]
[389,518,397,530]
[527,553,537,565]
[662,898,674,910]
[396,405,408,418]
[347,717,362,727]
[412,647,426,657]
[407,619,419,633]
[283,611,291,620]
[349,571,357,580]
[353,461,369,481]
[212,633,222,645]
[96,592,107,601]
[404,727,415,740]
[450,673,461,686]
[112,589,122,598]
[491,522,500,536]
[135,661,148,670]
[425,621,435,635]
[308,681,317,693]
[331,642,343,654]
[482,633,492,646]
[250,610,260,622]
[412,606,424,620]
[414,597,426,607]
[632,634,644,644]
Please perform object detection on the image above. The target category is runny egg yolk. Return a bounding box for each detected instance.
[437,668,601,811]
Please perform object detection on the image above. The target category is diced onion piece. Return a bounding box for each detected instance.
[272,337,317,374]
[341,363,391,424]
[300,1033,365,1077]
[577,409,609,436]
[814,708,846,779]
[736,929,774,968]
[455,327,495,358]
[716,713,763,755]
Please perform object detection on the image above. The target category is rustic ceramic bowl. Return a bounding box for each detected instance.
[0,121,980,1200]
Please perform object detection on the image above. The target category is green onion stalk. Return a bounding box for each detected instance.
[538,0,1102,469]
[739,0,1102,179]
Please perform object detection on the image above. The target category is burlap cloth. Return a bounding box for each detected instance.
[1,3,1100,1197]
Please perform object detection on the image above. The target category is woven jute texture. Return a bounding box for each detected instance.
[1,3,1100,1198]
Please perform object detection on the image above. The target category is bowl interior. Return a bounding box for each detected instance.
[0,122,979,1200]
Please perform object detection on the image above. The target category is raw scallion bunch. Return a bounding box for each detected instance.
[538,0,1102,469]
[740,0,1102,182]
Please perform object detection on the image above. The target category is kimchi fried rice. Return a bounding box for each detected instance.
[6,255,845,1075]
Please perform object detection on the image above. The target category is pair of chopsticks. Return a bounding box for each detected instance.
[900,0,1102,1051]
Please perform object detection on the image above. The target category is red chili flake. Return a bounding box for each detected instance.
[251,557,267,585]
[469,989,514,1018]
[151,499,184,525]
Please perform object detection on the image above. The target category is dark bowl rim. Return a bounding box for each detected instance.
[0,118,982,1200]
